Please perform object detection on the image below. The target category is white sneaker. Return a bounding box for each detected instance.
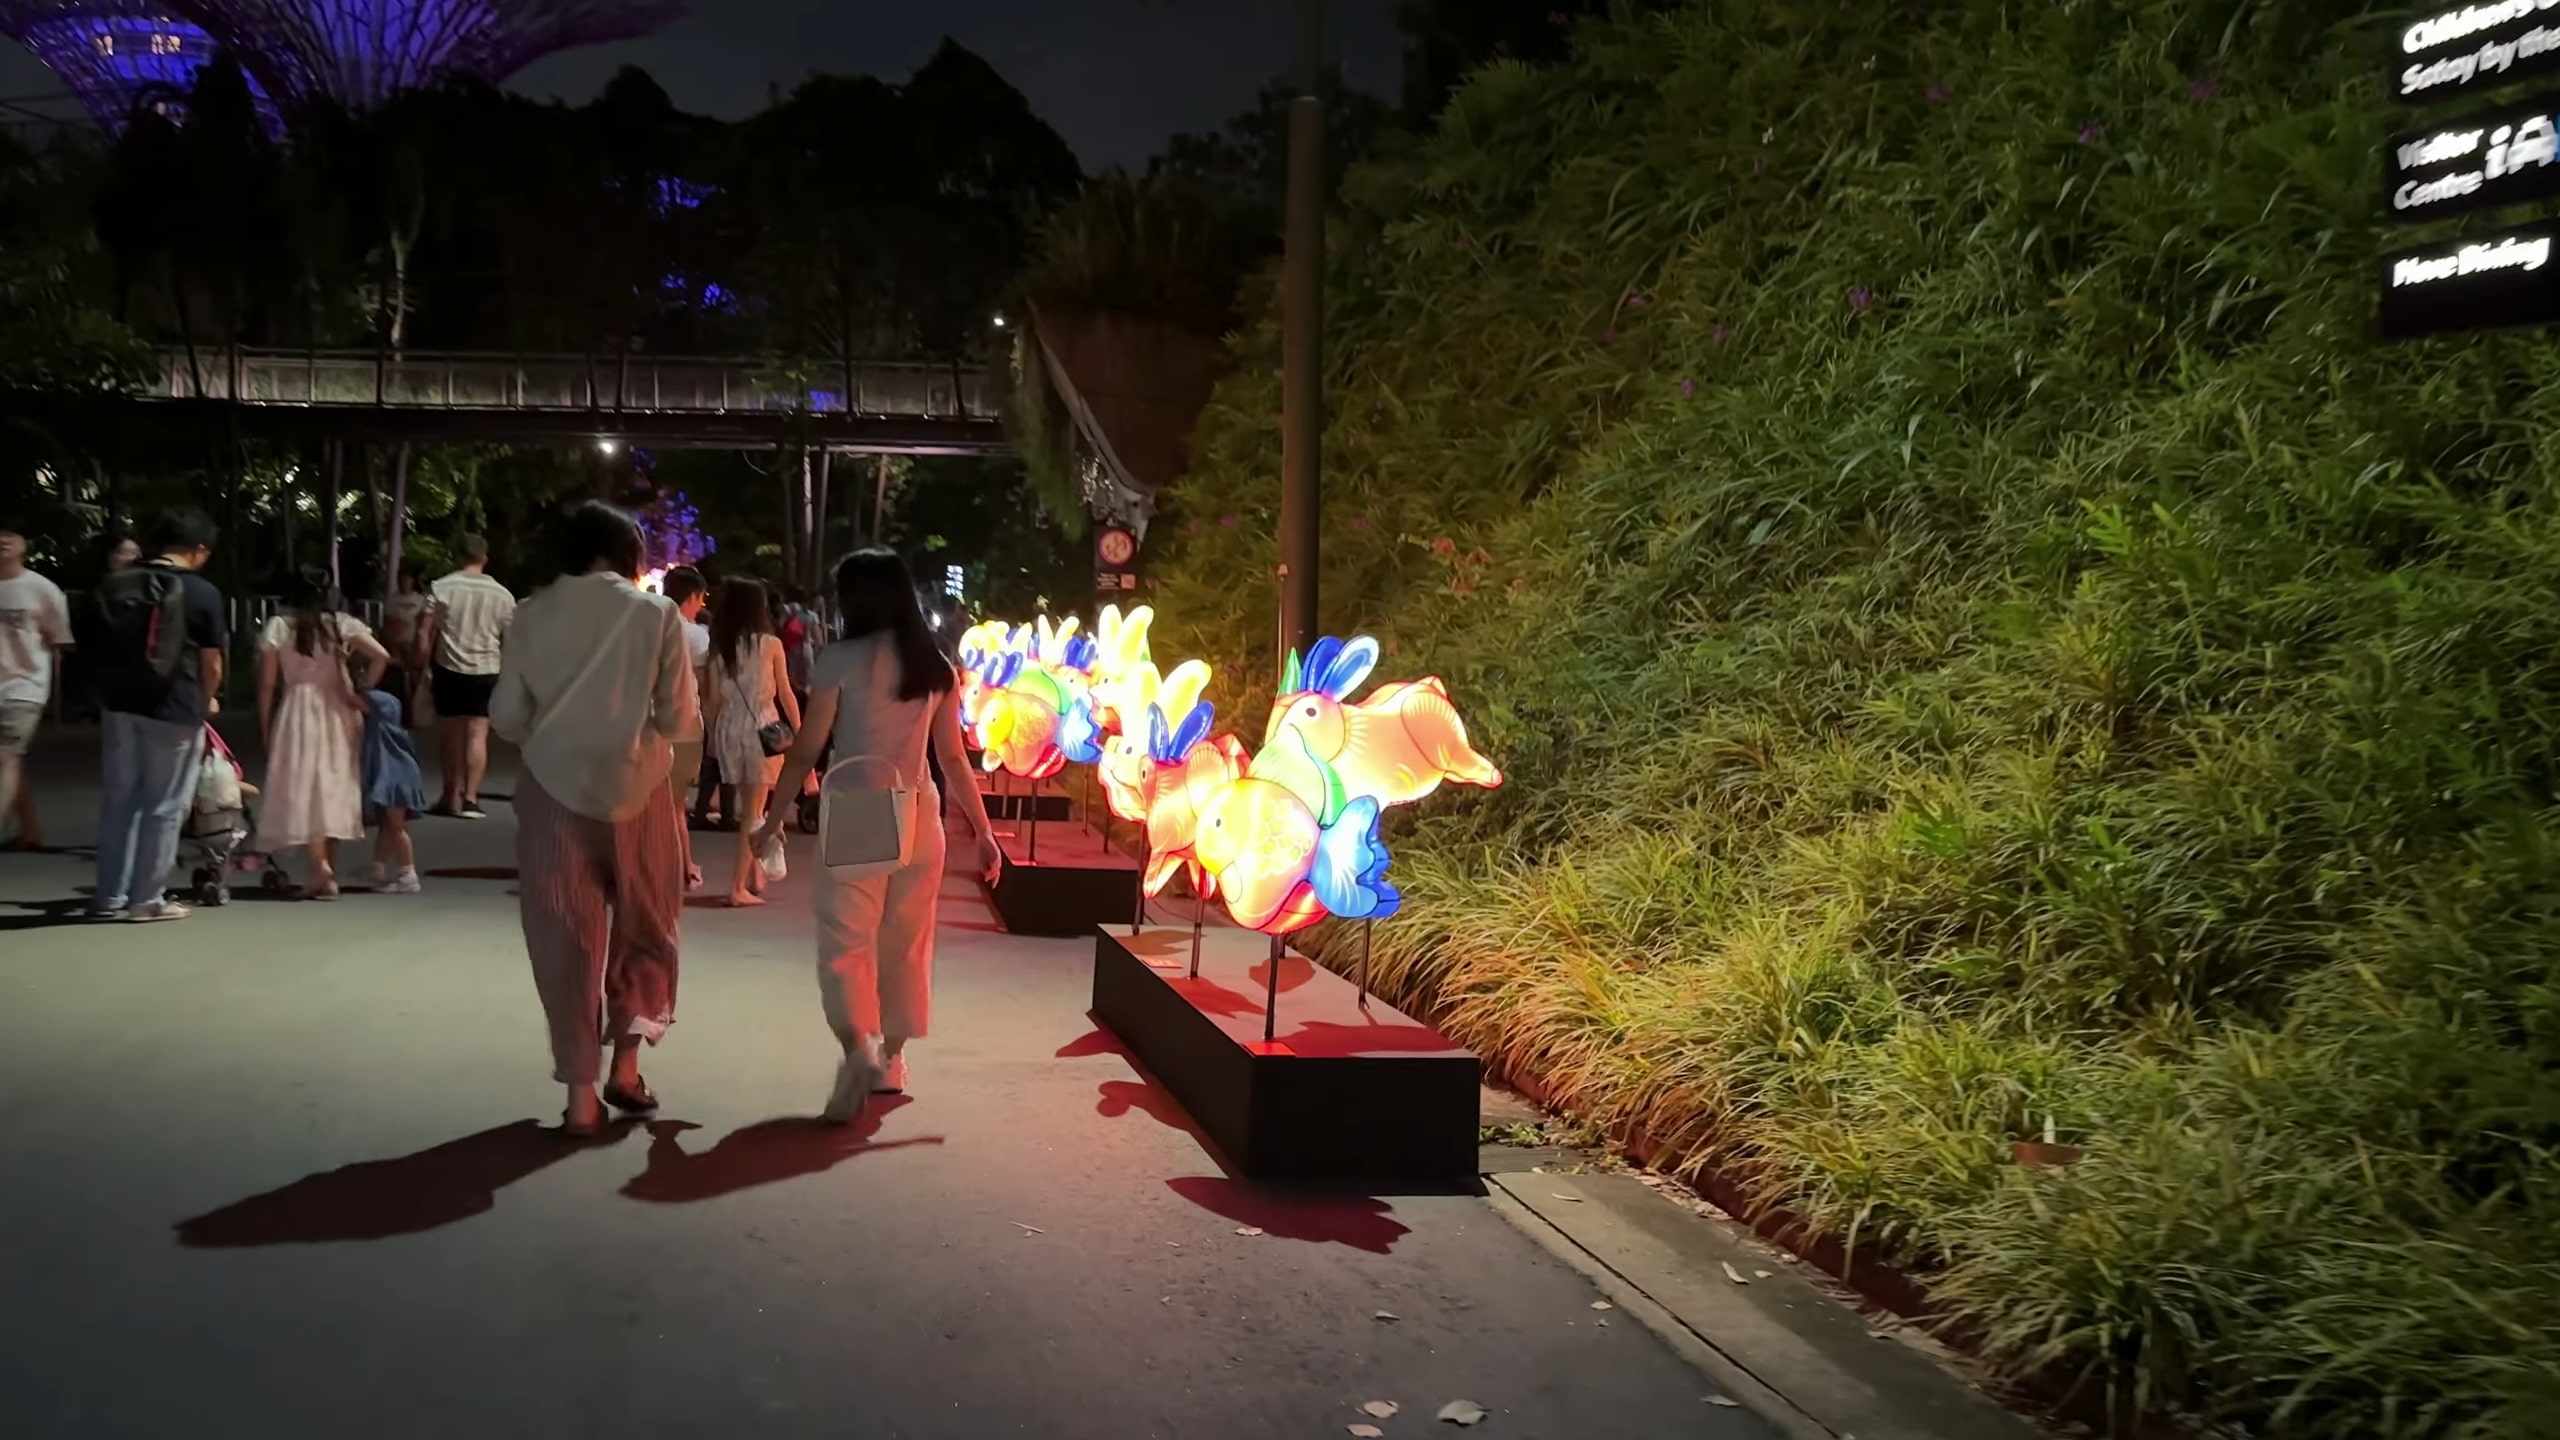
[128,899,192,923]
[823,1036,884,1124]
[382,869,422,894]
[874,1053,908,1094]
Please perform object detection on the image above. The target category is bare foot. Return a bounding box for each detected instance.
[725,891,764,907]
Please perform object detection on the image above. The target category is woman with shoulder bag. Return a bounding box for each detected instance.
[757,548,1001,1123]
[489,502,698,1135]
[703,578,801,907]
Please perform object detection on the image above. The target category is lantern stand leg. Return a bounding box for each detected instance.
[1188,871,1205,979]
[1262,933,1284,1044]
[1028,782,1040,863]
[1130,870,1146,937]
[1359,918,1373,1010]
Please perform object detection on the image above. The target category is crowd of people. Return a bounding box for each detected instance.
[0,504,1005,1132]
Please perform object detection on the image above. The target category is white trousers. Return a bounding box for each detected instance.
[814,787,946,1044]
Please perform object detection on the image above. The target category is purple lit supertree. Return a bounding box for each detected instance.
[3,0,685,128]
[0,1,278,131]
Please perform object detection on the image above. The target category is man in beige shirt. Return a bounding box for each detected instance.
[422,535,515,818]
[491,502,697,1135]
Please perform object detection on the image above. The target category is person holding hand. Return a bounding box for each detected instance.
[758,548,1001,1123]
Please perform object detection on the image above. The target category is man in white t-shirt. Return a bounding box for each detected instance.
[0,528,73,849]
[421,535,516,818]
[661,566,710,889]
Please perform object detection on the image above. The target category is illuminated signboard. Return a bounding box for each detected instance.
[2395,0,2560,105]
[2386,94,2560,219]
[2378,223,2560,337]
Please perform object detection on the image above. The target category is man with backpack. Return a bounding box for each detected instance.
[88,510,229,921]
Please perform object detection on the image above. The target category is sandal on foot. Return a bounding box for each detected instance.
[602,1079,659,1114]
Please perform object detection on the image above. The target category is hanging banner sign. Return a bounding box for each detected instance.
[2379,223,2560,337]
[2395,0,2560,106]
[2385,93,2560,219]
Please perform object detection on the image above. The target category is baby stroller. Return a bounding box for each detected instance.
[184,727,279,905]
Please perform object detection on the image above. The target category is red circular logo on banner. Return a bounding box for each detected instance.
[1098,528,1136,566]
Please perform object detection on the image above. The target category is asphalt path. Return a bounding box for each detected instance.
[0,725,1779,1440]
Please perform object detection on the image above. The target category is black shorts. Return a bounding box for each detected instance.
[431,666,498,719]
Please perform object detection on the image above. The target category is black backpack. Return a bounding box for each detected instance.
[95,564,192,707]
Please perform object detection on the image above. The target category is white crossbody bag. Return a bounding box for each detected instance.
[820,754,914,877]
[818,641,921,877]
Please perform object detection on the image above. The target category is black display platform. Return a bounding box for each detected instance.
[1091,925,1482,1181]
[984,822,1140,937]
[986,792,1072,821]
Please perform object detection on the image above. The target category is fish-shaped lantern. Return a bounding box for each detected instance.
[1098,659,1211,820]
[1192,726,1401,935]
[1265,636,1503,807]
[1139,702,1244,897]
[974,652,1078,780]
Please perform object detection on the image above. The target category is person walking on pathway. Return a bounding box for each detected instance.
[758,549,1002,1121]
[380,570,430,724]
[356,687,428,893]
[662,565,710,891]
[490,501,697,1137]
[253,571,389,898]
[0,527,73,851]
[89,510,228,921]
[704,577,800,908]
[422,535,514,818]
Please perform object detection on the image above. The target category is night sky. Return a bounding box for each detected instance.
[0,0,1408,170]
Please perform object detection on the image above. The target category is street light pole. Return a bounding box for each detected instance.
[1277,0,1325,676]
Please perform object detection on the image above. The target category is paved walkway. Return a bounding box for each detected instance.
[0,728,1780,1440]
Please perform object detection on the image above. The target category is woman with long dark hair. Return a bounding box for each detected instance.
[254,568,389,897]
[758,549,1001,1121]
[702,577,801,906]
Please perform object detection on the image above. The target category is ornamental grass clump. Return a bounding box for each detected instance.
[1144,0,2560,1433]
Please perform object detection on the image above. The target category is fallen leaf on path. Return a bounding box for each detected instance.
[1589,1300,1614,1311]
[1350,1428,1385,1438]
[1010,1223,1045,1235]
[1235,1226,1264,1237]
[1707,1395,1742,1407]
[1374,1311,1401,1322]
[1754,1269,1771,1279]
[1721,1261,1751,1284]
[1438,1399,1489,1426]
[1549,1193,1584,1202]
[1362,1400,1400,1418]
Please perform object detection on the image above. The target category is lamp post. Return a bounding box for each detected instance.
[1277,0,1324,676]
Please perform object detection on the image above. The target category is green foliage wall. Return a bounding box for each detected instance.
[1149,2,2560,1433]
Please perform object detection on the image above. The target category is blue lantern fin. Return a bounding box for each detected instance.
[1311,636,1378,700]
[1309,796,1400,921]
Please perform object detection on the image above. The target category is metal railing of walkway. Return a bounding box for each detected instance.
[149,348,997,422]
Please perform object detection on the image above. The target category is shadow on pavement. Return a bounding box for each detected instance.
[618,1101,943,1204]
[1163,1176,1412,1254]
[1060,1020,1424,1255]
[1,898,98,931]
[174,1118,635,1247]
[424,866,518,882]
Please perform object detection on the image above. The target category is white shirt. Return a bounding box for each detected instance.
[490,572,698,821]
[0,570,72,706]
[430,569,516,675]
[675,619,710,743]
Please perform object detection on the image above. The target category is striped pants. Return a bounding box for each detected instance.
[515,770,682,1084]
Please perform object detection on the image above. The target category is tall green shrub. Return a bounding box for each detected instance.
[1149,2,2560,1434]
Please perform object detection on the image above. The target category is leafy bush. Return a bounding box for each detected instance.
[1146,1,2560,1434]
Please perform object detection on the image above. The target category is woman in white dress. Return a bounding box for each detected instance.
[758,549,1002,1122]
[255,571,389,897]
[703,577,801,907]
